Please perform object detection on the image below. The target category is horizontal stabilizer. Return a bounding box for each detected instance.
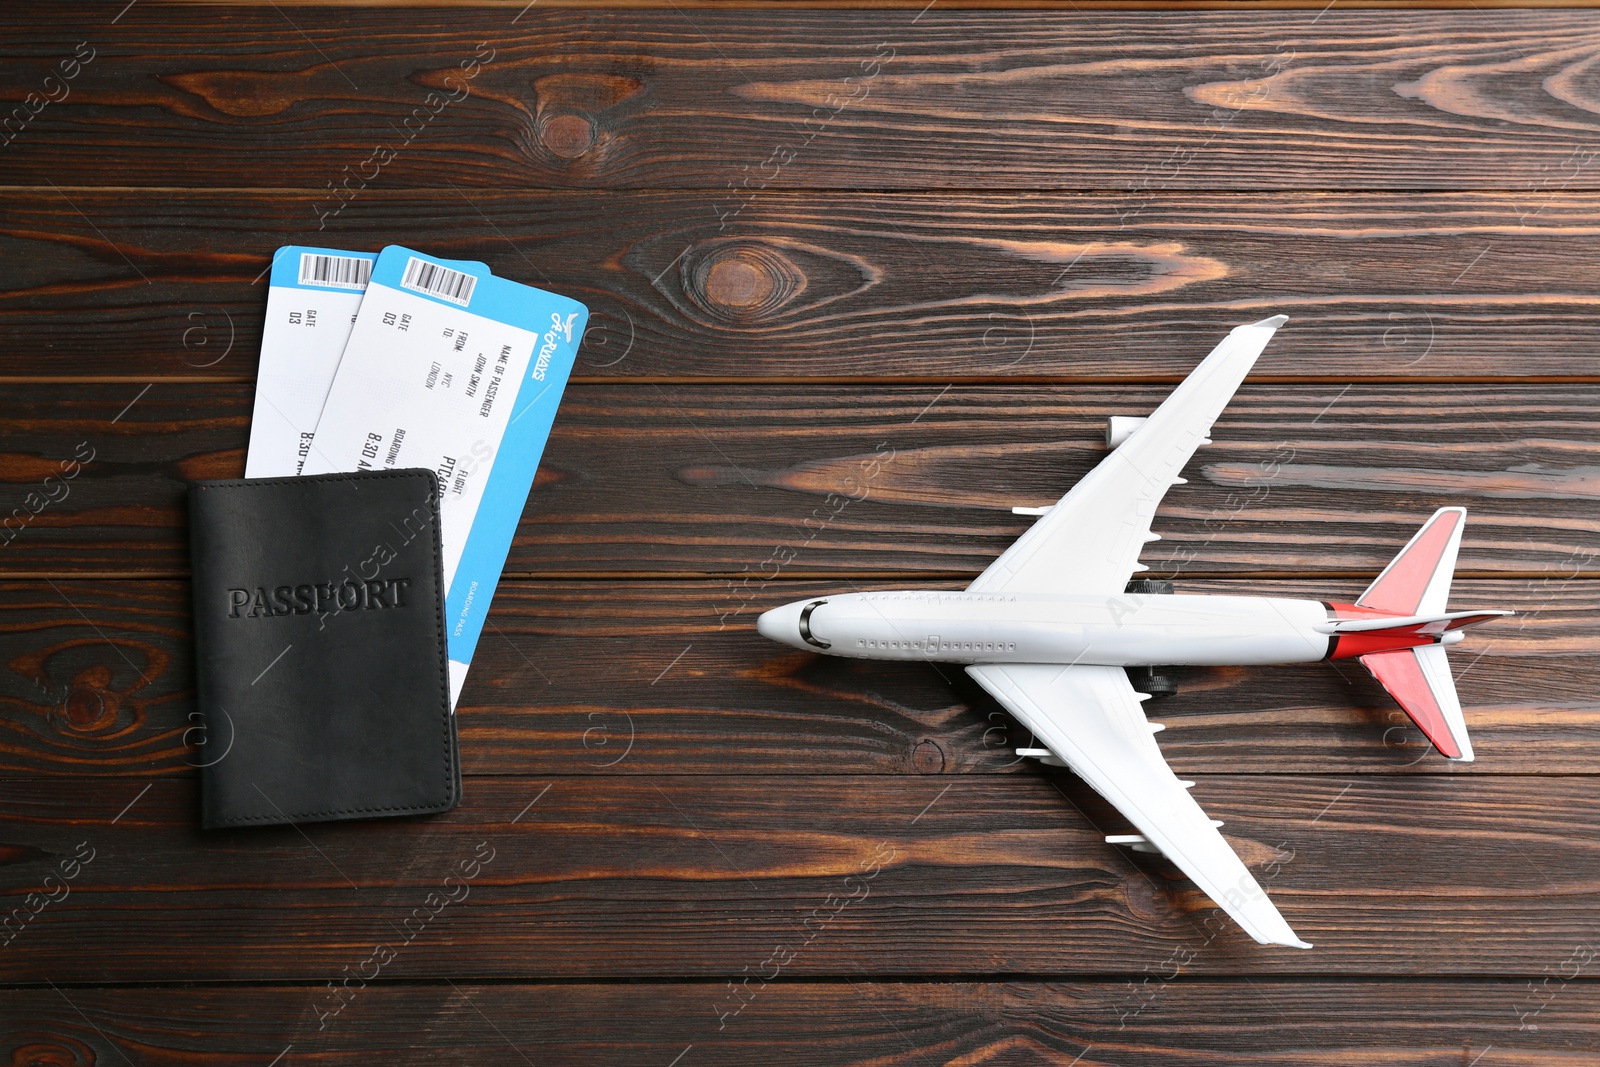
[1317,609,1513,635]
[1360,644,1473,761]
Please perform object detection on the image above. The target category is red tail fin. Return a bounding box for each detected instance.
[1357,507,1464,615]
[1348,508,1492,762]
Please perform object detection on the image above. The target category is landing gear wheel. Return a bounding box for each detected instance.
[1121,581,1177,697]
[1126,665,1179,699]
[1124,579,1174,595]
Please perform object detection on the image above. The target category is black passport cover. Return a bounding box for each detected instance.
[188,469,459,829]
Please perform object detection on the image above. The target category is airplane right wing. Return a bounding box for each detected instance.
[967,316,1286,597]
[966,661,1310,948]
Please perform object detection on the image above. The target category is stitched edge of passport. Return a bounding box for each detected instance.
[193,469,458,826]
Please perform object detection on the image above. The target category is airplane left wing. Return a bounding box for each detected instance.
[967,316,1287,597]
[966,661,1311,948]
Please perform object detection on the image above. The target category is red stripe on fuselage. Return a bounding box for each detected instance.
[1328,630,1435,660]
[1324,601,1437,660]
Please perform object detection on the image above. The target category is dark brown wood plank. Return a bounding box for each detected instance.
[8,189,1600,380]
[1,774,1597,981]
[2,381,1595,576]
[141,0,1600,6]
[0,577,1590,778]
[5,10,1600,190]
[0,979,1580,1065]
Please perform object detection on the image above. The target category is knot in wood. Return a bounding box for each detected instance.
[529,72,643,165]
[539,112,596,159]
[7,1036,96,1067]
[681,241,805,323]
[63,682,110,730]
[912,738,947,774]
[706,258,773,309]
[53,663,124,734]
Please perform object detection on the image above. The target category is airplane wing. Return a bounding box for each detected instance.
[967,316,1287,597]
[966,661,1311,948]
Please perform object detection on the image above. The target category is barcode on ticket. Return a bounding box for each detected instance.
[297,252,372,291]
[400,256,477,307]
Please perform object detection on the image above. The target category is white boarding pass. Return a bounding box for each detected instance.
[300,245,586,706]
[245,247,376,478]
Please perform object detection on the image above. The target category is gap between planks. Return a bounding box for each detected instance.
[13,185,1600,193]
[155,0,1600,11]
[3,570,1595,582]
[5,375,1600,387]
[18,974,1600,993]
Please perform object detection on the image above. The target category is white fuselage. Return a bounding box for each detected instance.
[758,591,1331,666]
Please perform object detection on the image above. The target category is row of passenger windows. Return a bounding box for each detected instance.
[857,639,1019,652]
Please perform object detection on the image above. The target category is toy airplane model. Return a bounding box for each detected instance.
[757,315,1510,949]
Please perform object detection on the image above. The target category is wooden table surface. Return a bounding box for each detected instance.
[4,2,1600,1063]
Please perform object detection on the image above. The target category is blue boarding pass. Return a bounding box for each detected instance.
[245,247,377,478]
[300,245,586,706]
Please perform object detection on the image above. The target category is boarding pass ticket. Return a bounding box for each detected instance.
[245,247,376,478]
[252,244,585,706]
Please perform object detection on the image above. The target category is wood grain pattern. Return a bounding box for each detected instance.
[5,11,1600,190]
[2,381,1595,576]
[0,578,1590,778]
[0,980,1581,1066]
[7,189,1600,380]
[4,0,1596,1051]
[1,774,1598,981]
